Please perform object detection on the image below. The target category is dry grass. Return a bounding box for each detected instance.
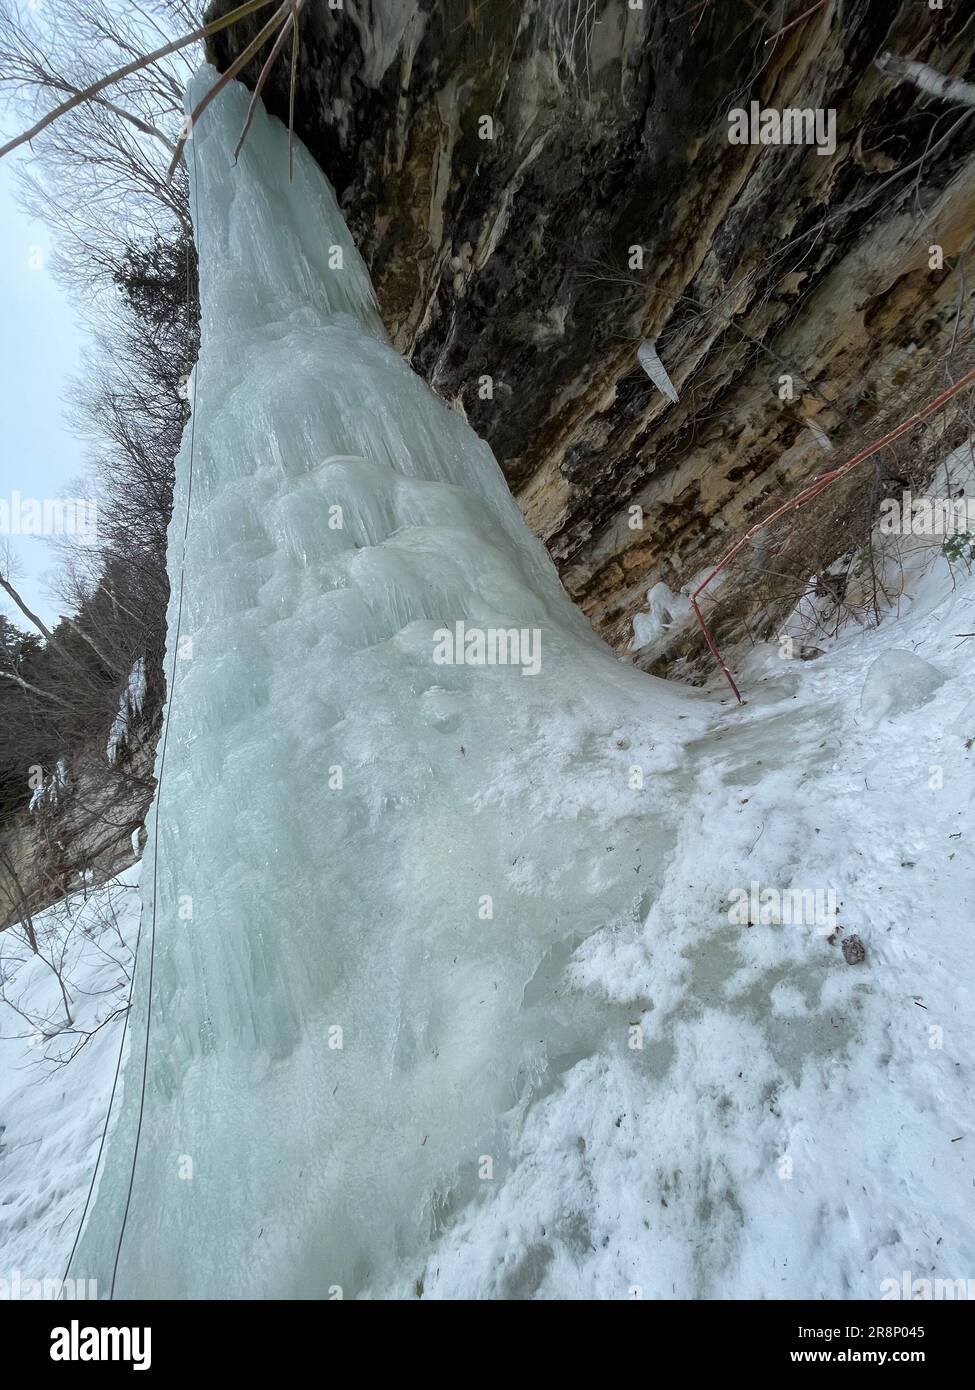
[693,353,975,684]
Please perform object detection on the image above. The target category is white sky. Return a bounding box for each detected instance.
[0,149,92,630]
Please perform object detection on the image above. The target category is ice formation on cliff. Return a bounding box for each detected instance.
[24,67,973,1299]
[71,69,702,1298]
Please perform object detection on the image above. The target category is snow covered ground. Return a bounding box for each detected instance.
[394,536,975,1299]
[2,535,971,1299]
[1,68,971,1300]
[0,866,140,1296]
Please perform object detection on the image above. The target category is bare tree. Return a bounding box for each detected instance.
[0,9,196,976]
[0,0,301,937]
[0,1,199,291]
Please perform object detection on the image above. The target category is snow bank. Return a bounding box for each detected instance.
[399,533,975,1299]
[0,869,140,1294]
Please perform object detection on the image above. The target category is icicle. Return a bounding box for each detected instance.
[630,581,692,653]
[29,756,72,813]
[106,657,146,764]
[876,53,975,109]
[637,339,679,404]
[805,418,833,453]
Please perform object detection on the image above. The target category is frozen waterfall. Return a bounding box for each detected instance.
[71,69,701,1298]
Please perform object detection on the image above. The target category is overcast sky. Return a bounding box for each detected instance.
[0,151,92,630]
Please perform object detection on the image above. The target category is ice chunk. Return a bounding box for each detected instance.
[630,581,692,654]
[859,648,946,723]
[637,339,679,404]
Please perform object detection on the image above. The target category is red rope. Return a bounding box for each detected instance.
[689,365,975,703]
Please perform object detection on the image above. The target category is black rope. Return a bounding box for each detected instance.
[58,124,203,1306]
[109,124,200,1299]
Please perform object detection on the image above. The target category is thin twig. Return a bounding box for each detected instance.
[165,1,291,183]
[0,0,280,161]
[764,0,828,46]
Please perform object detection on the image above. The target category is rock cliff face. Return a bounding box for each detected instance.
[0,743,152,929]
[207,0,975,672]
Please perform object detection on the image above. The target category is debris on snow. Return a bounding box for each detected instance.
[841,934,866,965]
